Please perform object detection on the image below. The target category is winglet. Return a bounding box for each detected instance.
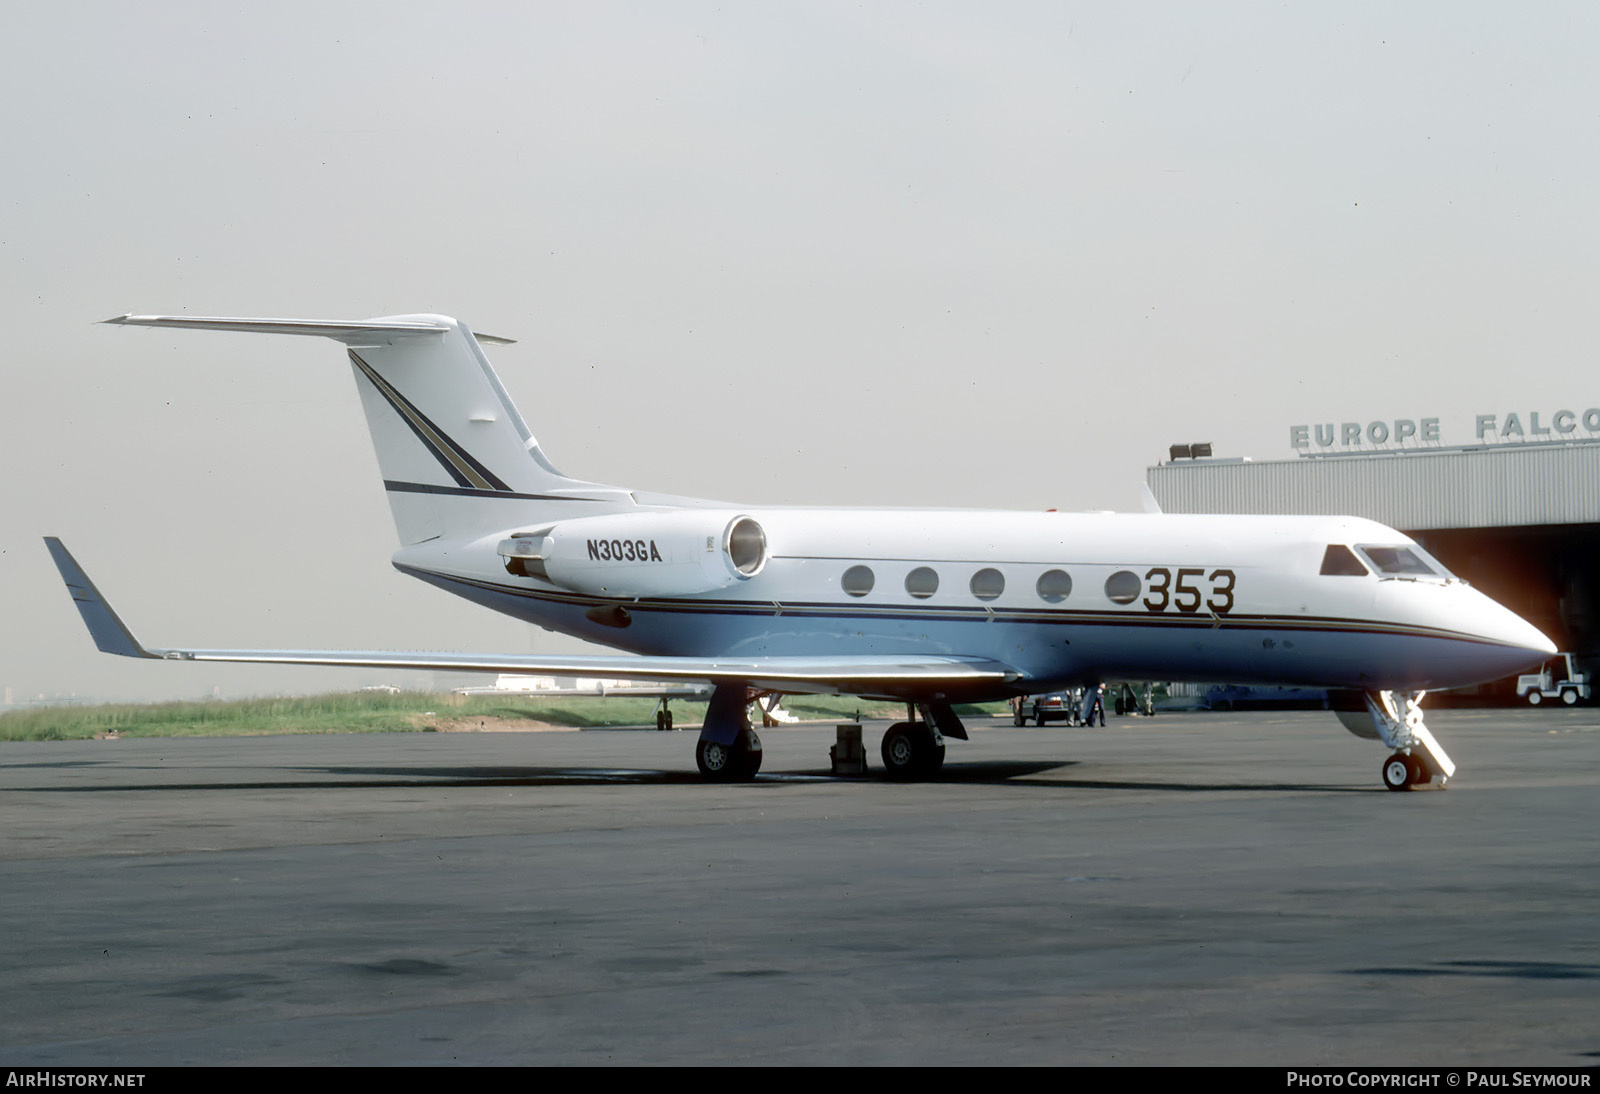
[44,538,158,659]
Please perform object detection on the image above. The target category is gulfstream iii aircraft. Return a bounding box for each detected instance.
[49,313,1555,788]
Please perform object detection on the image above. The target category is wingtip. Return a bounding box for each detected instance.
[43,538,155,659]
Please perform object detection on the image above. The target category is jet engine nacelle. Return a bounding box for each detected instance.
[497,511,768,597]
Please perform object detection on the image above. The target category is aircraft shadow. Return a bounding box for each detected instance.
[1002,775,1373,793]
[1344,959,1600,981]
[8,759,1370,793]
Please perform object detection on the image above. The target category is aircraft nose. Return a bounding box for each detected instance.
[1477,593,1556,672]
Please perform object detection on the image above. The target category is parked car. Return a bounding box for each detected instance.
[1014,692,1076,726]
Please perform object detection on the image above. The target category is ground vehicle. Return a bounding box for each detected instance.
[1013,692,1075,726]
[1516,654,1590,706]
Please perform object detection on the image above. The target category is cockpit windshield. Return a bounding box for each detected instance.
[1319,544,1369,576]
[1356,545,1442,577]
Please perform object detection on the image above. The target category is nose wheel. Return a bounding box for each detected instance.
[1381,750,1433,791]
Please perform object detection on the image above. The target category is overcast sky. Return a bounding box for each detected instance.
[4,2,1598,704]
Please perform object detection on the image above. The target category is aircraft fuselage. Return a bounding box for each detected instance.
[396,507,1550,700]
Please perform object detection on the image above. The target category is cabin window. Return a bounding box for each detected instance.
[841,565,875,597]
[1036,569,1073,602]
[1319,545,1369,576]
[1357,545,1437,576]
[1105,570,1140,604]
[905,566,939,599]
[970,568,1005,601]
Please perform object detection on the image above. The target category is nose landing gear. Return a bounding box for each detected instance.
[1364,691,1452,791]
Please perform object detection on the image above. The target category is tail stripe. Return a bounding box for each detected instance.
[382,479,604,502]
[349,350,513,492]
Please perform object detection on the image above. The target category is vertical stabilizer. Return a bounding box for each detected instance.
[341,314,617,542]
[104,313,630,543]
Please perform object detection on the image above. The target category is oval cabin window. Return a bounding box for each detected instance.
[970,568,1005,601]
[1105,571,1141,604]
[841,565,875,597]
[905,566,939,599]
[1036,569,1073,602]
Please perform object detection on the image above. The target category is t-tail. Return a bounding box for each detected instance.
[103,313,633,542]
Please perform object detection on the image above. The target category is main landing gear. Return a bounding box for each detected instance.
[694,684,763,782]
[695,730,762,781]
[691,689,969,782]
[878,702,967,781]
[880,720,944,780]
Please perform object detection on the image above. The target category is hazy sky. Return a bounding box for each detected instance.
[5,2,1598,703]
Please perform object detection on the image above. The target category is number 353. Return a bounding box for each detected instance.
[1142,567,1235,614]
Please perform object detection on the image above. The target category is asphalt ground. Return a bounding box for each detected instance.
[1,707,1597,1066]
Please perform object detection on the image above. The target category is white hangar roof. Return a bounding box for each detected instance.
[1146,442,1600,531]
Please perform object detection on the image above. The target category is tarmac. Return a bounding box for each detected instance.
[1,707,1597,1066]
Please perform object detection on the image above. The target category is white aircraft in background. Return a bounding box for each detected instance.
[48,313,1555,788]
[449,675,714,732]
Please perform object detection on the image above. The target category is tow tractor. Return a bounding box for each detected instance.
[1516,653,1590,706]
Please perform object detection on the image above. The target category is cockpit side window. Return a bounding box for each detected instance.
[1356,545,1438,576]
[1319,544,1369,576]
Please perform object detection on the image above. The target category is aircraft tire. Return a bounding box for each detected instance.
[1382,752,1414,791]
[737,729,763,779]
[880,724,917,780]
[880,723,942,781]
[696,738,735,780]
[1406,753,1431,786]
[697,734,758,782]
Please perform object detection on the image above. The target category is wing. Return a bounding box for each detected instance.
[46,539,1021,698]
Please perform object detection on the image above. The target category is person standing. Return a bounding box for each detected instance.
[1087,684,1106,727]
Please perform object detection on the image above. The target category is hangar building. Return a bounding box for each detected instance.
[1147,430,1600,699]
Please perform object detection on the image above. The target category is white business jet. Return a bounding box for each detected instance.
[47,313,1555,788]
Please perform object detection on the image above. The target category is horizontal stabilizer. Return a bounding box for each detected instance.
[101,314,515,347]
